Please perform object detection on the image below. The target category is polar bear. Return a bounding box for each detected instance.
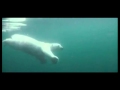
[2,34,63,64]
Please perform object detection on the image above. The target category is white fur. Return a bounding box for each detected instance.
[2,34,63,64]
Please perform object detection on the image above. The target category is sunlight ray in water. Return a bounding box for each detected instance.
[2,18,26,22]
[2,18,27,32]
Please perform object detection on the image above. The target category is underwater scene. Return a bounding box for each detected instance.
[2,18,118,72]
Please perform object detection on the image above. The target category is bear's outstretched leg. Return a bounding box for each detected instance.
[51,56,59,64]
[42,47,59,64]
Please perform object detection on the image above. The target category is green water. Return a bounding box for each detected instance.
[2,18,118,72]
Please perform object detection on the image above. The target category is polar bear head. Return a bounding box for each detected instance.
[51,43,63,50]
